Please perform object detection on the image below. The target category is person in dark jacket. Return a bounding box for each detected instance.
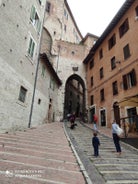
[69,113,76,129]
[112,120,122,155]
[92,132,100,157]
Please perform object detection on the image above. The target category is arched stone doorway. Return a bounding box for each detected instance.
[64,74,86,119]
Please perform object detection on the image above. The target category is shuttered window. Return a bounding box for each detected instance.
[28,37,35,58]
[119,18,129,38]
[108,34,116,50]
[123,69,137,90]
[123,44,130,60]
[112,81,118,95]
[100,89,105,101]
[111,56,116,70]
[30,5,41,33]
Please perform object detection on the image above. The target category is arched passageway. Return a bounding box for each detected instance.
[64,74,86,120]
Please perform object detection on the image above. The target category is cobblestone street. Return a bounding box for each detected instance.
[64,121,138,184]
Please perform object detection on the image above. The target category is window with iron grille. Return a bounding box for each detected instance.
[18,86,27,103]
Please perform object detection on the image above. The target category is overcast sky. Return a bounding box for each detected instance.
[67,0,126,37]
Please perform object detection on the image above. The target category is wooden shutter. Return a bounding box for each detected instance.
[131,69,137,86]
[30,6,36,22]
[123,75,128,90]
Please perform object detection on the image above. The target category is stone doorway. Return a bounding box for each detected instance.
[64,74,86,120]
[100,109,106,126]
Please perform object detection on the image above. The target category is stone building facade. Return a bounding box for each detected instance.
[84,0,138,131]
[0,0,62,132]
[0,0,97,132]
[41,0,98,121]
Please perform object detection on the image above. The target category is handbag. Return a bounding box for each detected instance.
[116,125,123,136]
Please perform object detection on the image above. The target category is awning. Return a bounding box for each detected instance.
[119,94,138,107]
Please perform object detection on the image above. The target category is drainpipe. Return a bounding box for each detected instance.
[28,1,47,128]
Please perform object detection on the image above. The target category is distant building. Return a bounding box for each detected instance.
[84,0,138,132]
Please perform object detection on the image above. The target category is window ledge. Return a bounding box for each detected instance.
[25,54,34,65]
[16,100,28,107]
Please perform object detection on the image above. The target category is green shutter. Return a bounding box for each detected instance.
[28,38,32,56]
[30,5,36,22]
[37,20,41,33]
[31,41,35,57]
[28,38,35,58]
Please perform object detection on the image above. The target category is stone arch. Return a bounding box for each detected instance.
[64,74,86,120]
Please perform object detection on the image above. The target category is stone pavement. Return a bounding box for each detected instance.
[86,123,138,149]
[0,122,86,184]
[85,123,138,139]
[0,121,138,184]
[64,121,138,184]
